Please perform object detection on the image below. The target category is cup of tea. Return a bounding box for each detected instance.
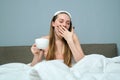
[35,38,49,49]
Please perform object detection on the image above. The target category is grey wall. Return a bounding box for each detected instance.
[0,0,120,55]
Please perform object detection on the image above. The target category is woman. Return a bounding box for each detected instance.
[30,10,85,67]
[29,11,120,80]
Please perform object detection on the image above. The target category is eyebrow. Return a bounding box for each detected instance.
[59,19,70,22]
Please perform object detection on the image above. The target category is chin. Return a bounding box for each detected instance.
[57,35,63,39]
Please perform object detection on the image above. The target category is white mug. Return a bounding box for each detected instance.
[35,38,49,49]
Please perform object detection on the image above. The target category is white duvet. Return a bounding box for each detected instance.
[0,54,120,80]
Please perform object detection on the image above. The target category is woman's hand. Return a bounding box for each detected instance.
[56,25,74,42]
[31,44,44,66]
[31,44,43,56]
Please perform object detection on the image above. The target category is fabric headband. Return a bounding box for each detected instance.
[54,10,72,18]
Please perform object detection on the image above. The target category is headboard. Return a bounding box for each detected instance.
[0,43,118,65]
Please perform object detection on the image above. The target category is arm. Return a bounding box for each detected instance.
[30,36,49,66]
[57,26,84,62]
[30,44,44,66]
[67,33,84,62]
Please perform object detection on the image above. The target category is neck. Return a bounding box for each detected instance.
[55,33,63,41]
[55,38,64,55]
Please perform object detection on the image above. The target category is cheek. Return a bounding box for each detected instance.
[52,22,59,27]
[56,22,61,26]
[66,26,70,30]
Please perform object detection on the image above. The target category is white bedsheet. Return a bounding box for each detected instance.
[0,63,31,80]
[0,54,120,80]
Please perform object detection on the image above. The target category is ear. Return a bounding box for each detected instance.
[52,22,55,27]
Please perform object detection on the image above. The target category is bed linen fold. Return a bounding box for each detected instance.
[0,54,120,80]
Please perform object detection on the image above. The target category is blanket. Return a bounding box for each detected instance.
[0,63,31,80]
[0,54,120,80]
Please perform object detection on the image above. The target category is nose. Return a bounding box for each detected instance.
[63,22,67,28]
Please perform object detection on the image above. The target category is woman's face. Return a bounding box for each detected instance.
[52,13,71,38]
[52,13,71,30]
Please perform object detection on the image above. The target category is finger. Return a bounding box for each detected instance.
[32,44,37,48]
[60,26,67,31]
[56,26,63,35]
[58,26,65,33]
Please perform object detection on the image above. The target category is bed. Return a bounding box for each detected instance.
[0,43,120,80]
[0,43,118,64]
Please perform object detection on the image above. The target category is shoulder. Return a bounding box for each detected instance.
[40,35,49,39]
